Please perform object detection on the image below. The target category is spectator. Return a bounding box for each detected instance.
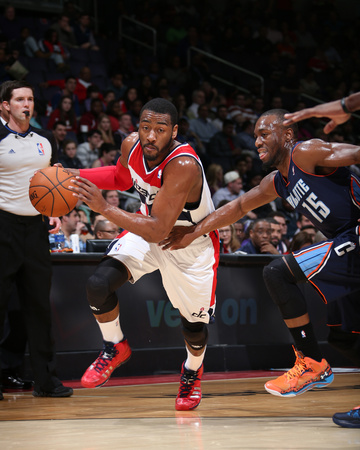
[119,86,138,113]
[20,27,49,59]
[172,93,188,118]
[189,104,218,150]
[267,218,284,254]
[103,90,116,109]
[79,98,104,133]
[114,112,133,148]
[288,231,314,253]
[43,66,93,108]
[94,220,120,240]
[91,143,117,168]
[0,4,22,42]
[233,219,246,246]
[138,74,155,103]
[58,139,83,169]
[76,128,102,168]
[102,190,120,207]
[163,55,188,94]
[238,218,274,254]
[72,13,99,51]
[212,171,245,208]
[97,113,115,145]
[107,71,127,100]
[186,88,206,120]
[48,75,80,117]
[267,210,290,251]
[38,29,69,72]
[176,116,205,156]
[219,224,240,254]
[50,14,77,49]
[205,163,223,196]
[52,120,67,154]
[228,93,258,124]
[211,104,229,132]
[105,100,122,132]
[60,209,87,252]
[83,84,104,113]
[236,120,257,151]
[208,119,242,173]
[128,98,143,130]
[47,95,77,133]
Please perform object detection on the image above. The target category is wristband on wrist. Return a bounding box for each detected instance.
[341,97,350,114]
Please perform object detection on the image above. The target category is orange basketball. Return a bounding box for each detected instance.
[29,166,78,217]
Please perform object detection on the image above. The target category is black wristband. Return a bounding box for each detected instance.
[341,97,350,114]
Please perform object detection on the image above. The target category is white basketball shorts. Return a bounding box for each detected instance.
[106,230,219,324]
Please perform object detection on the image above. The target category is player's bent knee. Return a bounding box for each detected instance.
[86,273,117,315]
[181,318,208,351]
[263,256,308,319]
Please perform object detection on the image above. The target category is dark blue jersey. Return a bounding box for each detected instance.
[274,142,360,239]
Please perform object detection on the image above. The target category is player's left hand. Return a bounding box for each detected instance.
[159,225,196,250]
[49,217,61,233]
[70,177,107,213]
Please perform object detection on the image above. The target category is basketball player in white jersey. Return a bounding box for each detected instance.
[70,98,219,411]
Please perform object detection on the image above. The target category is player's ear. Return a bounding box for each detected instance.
[172,124,178,139]
[284,126,294,141]
[2,101,10,112]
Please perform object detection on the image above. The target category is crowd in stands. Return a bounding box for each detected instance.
[0,0,358,252]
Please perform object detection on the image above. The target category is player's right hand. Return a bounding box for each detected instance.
[159,225,196,250]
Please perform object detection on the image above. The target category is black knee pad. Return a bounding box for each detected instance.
[263,256,308,319]
[86,273,118,315]
[181,317,208,350]
[86,257,129,315]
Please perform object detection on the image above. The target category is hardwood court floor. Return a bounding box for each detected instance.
[0,370,359,449]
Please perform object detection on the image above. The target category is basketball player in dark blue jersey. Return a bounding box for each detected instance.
[160,107,360,401]
[284,93,360,428]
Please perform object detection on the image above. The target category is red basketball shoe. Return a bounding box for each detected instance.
[81,339,131,388]
[175,362,203,411]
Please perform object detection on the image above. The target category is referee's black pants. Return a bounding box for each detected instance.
[0,210,62,392]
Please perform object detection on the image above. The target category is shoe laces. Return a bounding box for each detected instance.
[179,368,200,396]
[93,342,119,373]
[285,349,307,380]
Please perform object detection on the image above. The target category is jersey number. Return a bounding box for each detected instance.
[302,193,330,223]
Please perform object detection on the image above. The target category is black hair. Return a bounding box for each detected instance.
[140,98,178,127]
[52,120,67,130]
[87,128,101,138]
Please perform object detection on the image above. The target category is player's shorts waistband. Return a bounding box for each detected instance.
[0,209,42,223]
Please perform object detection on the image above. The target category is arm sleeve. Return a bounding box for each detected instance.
[79,158,133,191]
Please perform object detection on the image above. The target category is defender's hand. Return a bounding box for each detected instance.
[159,225,197,250]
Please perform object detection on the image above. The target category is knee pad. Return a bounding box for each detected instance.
[86,258,129,315]
[181,317,208,350]
[263,256,307,319]
[86,273,118,315]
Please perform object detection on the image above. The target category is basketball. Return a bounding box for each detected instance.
[29,166,78,217]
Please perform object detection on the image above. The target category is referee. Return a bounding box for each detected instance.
[0,80,73,399]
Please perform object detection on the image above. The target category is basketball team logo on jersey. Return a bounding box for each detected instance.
[37,143,45,156]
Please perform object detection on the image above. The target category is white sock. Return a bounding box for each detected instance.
[97,316,124,344]
[184,346,206,371]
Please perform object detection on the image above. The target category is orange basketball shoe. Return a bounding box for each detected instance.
[264,346,333,397]
[175,362,203,411]
[81,339,132,388]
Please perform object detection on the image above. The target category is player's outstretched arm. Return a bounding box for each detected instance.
[283,92,360,134]
[160,172,278,250]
